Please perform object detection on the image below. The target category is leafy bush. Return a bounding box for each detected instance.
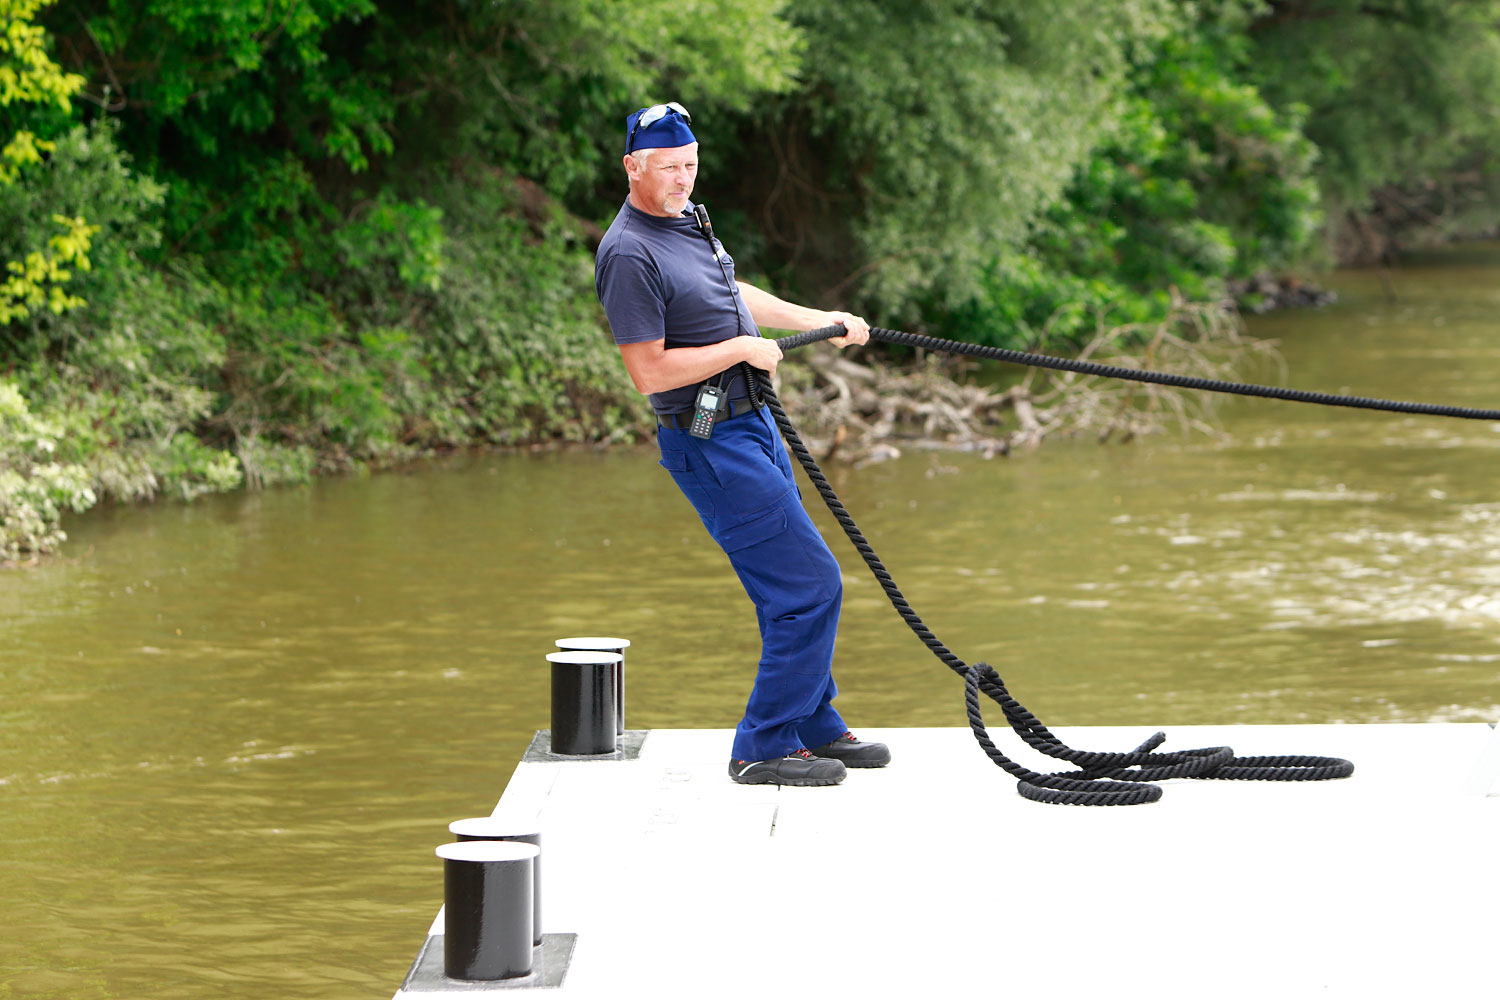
[378,168,642,446]
[3,124,243,510]
[21,264,241,501]
[0,379,95,560]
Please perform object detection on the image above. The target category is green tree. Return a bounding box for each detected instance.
[714,0,1180,325]
[1,0,94,324]
[407,0,804,213]
[954,14,1320,348]
[47,0,388,279]
[44,1,803,272]
[1245,0,1500,255]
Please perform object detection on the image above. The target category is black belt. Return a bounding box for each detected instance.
[657,396,757,429]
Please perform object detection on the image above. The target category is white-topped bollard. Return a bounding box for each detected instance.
[544,650,621,755]
[449,818,542,945]
[554,637,630,735]
[435,840,539,981]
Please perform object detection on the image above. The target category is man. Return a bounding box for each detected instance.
[594,101,891,787]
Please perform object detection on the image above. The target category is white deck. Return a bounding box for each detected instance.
[397,724,1499,999]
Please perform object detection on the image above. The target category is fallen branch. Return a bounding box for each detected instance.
[773,296,1277,465]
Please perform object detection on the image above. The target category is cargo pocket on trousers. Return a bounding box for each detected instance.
[713,499,839,636]
[716,504,789,553]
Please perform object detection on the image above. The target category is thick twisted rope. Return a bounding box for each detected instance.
[778,326,1500,421]
[757,325,1359,805]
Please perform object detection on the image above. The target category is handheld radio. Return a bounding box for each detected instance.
[688,383,726,439]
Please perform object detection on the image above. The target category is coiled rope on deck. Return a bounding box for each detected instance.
[756,325,1370,806]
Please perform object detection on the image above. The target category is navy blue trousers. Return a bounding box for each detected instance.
[657,406,848,761]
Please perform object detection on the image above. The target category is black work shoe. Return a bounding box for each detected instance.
[808,731,891,768]
[729,748,846,786]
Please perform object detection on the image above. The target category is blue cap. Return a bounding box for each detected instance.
[625,104,696,153]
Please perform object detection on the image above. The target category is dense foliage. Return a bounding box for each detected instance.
[1245,0,1500,259]
[5,0,1500,558]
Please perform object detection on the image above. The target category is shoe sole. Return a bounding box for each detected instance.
[729,770,845,786]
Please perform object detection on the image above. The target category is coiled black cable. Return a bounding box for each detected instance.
[753,325,1361,805]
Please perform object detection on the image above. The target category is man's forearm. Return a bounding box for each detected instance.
[737,281,871,349]
[617,336,778,396]
[737,282,828,331]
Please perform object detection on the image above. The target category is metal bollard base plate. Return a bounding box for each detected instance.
[523,729,648,762]
[399,933,577,993]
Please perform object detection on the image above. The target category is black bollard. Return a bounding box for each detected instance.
[554,636,630,735]
[544,650,620,755]
[435,840,539,981]
[449,819,542,946]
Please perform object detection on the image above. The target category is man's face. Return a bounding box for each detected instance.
[626,143,698,217]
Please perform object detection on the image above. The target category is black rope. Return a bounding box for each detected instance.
[755,325,1357,806]
[779,325,1500,422]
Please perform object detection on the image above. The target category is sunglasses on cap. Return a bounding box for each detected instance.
[626,101,692,153]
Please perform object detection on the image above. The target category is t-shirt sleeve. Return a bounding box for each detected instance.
[596,252,666,346]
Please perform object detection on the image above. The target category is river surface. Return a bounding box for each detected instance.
[4,244,1500,998]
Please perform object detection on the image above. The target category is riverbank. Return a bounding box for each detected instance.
[0,295,1266,565]
[0,246,1464,568]
[14,0,1500,569]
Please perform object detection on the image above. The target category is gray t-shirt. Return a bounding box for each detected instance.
[594,198,762,413]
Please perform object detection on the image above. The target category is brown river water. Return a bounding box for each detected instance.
[4,243,1500,997]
